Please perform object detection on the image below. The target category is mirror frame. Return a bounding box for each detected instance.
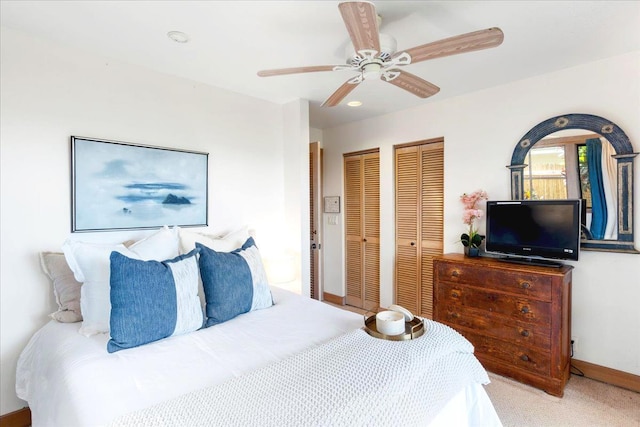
[509,113,638,253]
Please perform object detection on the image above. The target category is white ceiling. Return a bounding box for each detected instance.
[2,1,639,129]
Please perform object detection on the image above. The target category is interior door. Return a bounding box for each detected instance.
[395,146,420,315]
[395,140,444,318]
[344,150,380,310]
[309,142,321,300]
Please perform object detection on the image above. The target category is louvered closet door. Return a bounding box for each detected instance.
[345,155,363,308]
[344,151,380,310]
[395,146,420,315]
[419,142,444,318]
[395,141,444,318]
[362,154,380,311]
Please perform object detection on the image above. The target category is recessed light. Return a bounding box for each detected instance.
[167,31,189,43]
[347,101,362,107]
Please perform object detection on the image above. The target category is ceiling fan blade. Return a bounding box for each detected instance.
[397,27,504,64]
[383,71,440,99]
[257,65,340,77]
[338,1,380,53]
[321,79,360,107]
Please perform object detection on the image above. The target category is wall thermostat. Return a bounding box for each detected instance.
[324,196,340,213]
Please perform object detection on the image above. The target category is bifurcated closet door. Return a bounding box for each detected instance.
[395,140,443,318]
[344,150,380,311]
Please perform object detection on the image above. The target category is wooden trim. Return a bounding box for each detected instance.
[572,359,640,393]
[323,292,345,306]
[342,147,379,157]
[394,137,444,150]
[0,407,31,427]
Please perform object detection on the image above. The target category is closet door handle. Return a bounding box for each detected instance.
[363,238,367,242]
[410,241,415,246]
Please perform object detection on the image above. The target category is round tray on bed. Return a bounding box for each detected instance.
[363,314,425,341]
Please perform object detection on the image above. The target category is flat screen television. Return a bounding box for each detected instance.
[485,199,581,267]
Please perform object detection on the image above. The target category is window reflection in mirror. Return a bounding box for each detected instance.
[523,145,567,200]
[523,129,619,241]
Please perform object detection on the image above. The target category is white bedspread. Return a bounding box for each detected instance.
[16,287,501,427]
[111,321,489,427]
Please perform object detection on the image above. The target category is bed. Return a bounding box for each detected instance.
[17,227,502,426]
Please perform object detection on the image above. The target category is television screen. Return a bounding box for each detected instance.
[485,200,581,266]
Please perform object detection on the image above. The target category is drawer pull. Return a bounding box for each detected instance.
[451,291,460,299]
[451,270,460,277]
[520,330,530,337]
[449,312,460,319]
[521,281,531,289]
[521,306,530,314]
[520,354,530,362]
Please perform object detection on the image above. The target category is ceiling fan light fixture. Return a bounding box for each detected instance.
[362,63,382,80]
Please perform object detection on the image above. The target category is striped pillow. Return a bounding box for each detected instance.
[197,237,273,327]
[107,248,203,353]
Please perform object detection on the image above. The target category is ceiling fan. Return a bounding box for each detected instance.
[257,1,504,107]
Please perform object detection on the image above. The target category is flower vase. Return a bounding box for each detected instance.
[464,246,480,257]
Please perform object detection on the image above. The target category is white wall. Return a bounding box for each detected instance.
[321,51,640,376]
[0,27,307,414]
[282,99,311,295]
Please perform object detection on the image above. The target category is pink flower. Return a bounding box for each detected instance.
[460,190,489,245]
[460,190,488,209]
[462,208,484,225]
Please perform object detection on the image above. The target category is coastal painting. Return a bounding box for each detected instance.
[71,136,208,232]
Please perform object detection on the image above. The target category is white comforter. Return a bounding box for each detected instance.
[112,322,489,427]
[16,287,501,427]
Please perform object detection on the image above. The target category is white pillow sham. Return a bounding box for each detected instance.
[179,226,250,254]
[62,226,181,336]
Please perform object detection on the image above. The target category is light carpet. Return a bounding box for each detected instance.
[484,373,640,427]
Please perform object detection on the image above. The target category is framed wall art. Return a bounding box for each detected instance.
[71,136,208,232]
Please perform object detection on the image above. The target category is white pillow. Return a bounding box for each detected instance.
[62,241,133,336]
[128,225,180,260]
[62,226,181,336]
[179,226,250,254]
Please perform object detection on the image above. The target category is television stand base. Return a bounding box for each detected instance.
[498,256,564,268]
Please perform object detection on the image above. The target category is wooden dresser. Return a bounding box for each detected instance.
[433,253,572,397]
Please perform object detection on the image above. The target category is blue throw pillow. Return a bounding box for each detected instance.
[197,237,273,327]
[107,248,203,353]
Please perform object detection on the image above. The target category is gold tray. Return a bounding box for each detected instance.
[363,314,425,341]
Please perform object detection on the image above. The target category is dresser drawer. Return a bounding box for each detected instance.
[436,261,552,301]
[439,305,551,349]
[433,254,572,397]
[462,330,551,377]
[437,283,551,327]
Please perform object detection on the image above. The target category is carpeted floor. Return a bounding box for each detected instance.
[484,372,640,427]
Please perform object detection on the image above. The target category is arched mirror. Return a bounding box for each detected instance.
[509,113,638,253]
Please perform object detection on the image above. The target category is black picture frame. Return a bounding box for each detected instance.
[71,136,208,232]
